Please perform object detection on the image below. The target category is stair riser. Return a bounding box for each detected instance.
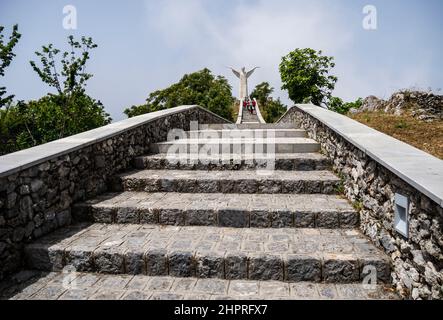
[185,131,306,138]
[118,178,339,194]
[73,205,359,229]
[134,157,330,171]
[152,143,320,154]
[25,247,390,284]
[200,123,295,130]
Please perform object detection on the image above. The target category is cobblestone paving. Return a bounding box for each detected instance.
[121,169,339,182]
[0,271,398,300]
[25,223,390,282]
[73,192,359,228]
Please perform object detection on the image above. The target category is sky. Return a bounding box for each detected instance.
[1,0,442,121]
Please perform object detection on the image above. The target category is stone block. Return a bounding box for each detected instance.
[168,251,194,277]
[158,209,185,225]
[316,211,340,228]
[360,255,391,283]
[233,180,258,194]
[258,180,281,193]
[139,208,158,224]
[218,209,249,228]
[65,249,94,272]
[91,206,114,223]
[145,249,168,276]
[339,211,359,228]
[250,210,270,228]
[186,209,216,226]
[225,252,248,280]
[294,211,315,228]
[248,254,283,281]
[285,254,321,282]
[116,207,139,224]
[195,180,219,193]
[323,253,360,283]
[281,180,304,193]
[125,250,146,275]
[195,252,224,278]
[270,210,293,228]
[93,247,125,274]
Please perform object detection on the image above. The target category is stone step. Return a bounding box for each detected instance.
[134,153,330,171]
[24,223,391,284]
[200,123,296,130]
[184,129,307,138]
[115,169,340,194]
[151,138,320,154]
[72,192,359,228]
[2,270,398,300]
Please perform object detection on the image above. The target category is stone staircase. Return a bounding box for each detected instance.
[240,106,260,123]
[15,123,396,300]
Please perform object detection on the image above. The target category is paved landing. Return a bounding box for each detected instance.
[1,271,398,300]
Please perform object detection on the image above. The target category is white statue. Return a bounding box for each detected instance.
[229,66,259,99]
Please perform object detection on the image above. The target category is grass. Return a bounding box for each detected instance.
[352,200,363,211]
[349,111,443,159]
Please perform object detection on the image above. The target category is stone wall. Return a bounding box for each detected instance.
[0,106,228,280]
[279,106,443,300]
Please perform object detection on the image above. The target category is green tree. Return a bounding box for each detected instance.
[250,82,273,106]
[125,68,234,121]
[279,48,337,106]
[250,82,287,123]
[29,36,109,138]
[329,96,363,114]
[0,24,21,108]
[0,35,111,155]
[0,24,22,155]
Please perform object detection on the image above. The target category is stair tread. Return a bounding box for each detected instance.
[79,192,354,212]
[201,123,296,129]
[155,137,318,144]
[119,169,339,181]
[27,223,385,258]
[188,129,306,132]
[1,270,398,300]
[137,152,327,160]
[25,223,390,282]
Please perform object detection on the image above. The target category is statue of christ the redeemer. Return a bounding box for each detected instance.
[229,66,259,99]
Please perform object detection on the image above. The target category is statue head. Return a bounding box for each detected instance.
[241,67,246,73]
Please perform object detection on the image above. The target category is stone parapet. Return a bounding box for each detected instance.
[0,105,229,280]
[278,104,443,299]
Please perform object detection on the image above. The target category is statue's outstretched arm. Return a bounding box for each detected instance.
[228,66,241,78]
[246,66,259,78]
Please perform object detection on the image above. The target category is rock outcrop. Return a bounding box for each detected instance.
[351,90,443,122]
